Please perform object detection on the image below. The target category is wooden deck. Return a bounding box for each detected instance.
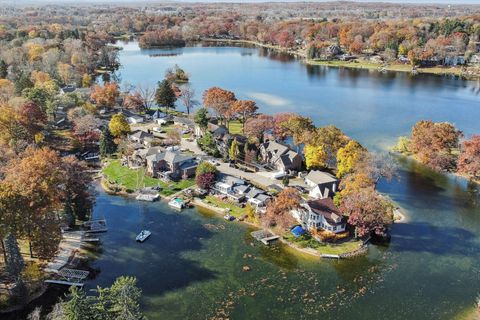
[251,230,280,246]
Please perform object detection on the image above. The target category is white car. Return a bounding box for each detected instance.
[152,127,165,133]
[208,159,220,166]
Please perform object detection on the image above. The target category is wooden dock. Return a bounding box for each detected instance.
[45,268,89,287]
[251,230,280,246]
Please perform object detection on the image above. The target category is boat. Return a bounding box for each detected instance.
[168,198,185,210]
[224,214,235,221]
[136,230,151,242]
[135,193,159,202]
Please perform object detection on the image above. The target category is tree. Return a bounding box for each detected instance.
[82,74,92,88]
[202,87,236,125]
[179,85,198,115]
[99,127,117,157]
[194,107,209,131]
[409,120,462,171]
[107,276,143,320]
[308,125,349,167]
[4,233,25,278]
[195,161,217,190]
[57,62,73,85]
[22,86,53,111]
[336,140,365,178]
[109,114,130,138]
[0,79,15,103]
[137,84,156,111]
[279,114,315,145]
[155,79,177,114]
[341,189,393,238]
[61,156,94,221]
[457,135,480,180]
[197,131,219,156]
[15,73,33,95]
[244,114,274,141]
[90,82,119,110]
[123,92,145,112]
[229,138,239,161]
[0,60,7,79]
[304,144,328,169]
[63,286,95,320]
[231,100,258,132]
[3,147,64,258]
[18,102,47,138]
[72,115,101,150]
[262,187,300,231]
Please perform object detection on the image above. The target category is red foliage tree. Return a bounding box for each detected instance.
[457,135,480,180]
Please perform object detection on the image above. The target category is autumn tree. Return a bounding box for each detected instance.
[244,114,274,141]
[195,161,217,190]
[155,79,177,114]
[231,100,258,132]
[336,140,365,178]
[90,82,120,110]
[109,114,130,138]
[409,120,462,171]
[308,125,349,167]
[18,102,47,139]
[123,92,145,113]
[279,114,315,145]
[304,144,328,169]
[72,114,101,150]
[0,60,7,79]
[229,138,240,161]
[457,135,480,180]
[341,189,393,238]
[262,187,300,231]
[202,87,236,126]
[3,147,64,258]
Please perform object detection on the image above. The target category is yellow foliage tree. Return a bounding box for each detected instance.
[109,114,130,138]
[304,144,328,169]
[27,44,44,63]
[82,74,92,88]
[30,71,52,84]
[57,62,73,85]
[336,140,365,178]
[0,79,14,103]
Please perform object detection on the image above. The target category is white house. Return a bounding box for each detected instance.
[291,198,346,234]
[128,115,144,124]
[304,170,338,199]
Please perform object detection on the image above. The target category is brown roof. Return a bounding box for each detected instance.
[307,198,343,224]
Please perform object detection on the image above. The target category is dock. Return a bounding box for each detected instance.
[83,219,108,233]
[251,230,280,245]
[45,268,89,287]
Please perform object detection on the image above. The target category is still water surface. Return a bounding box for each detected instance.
[85,42,480,319]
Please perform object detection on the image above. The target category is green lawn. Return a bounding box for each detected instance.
[283,233,362,255]
[204,195,246,218]
[102,159,195,195]
[228,120,244,135]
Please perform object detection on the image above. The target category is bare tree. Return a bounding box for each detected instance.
[136,83,156,112]
[179,85,198,115]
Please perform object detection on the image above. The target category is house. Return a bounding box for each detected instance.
[128,115,144,124]
[304,170,338,199]
[130,146,164,167]
[259,141,302,172]
[444,55,465,66]
[128,130,155,147]
[291,198,346,234]
[146,150,198,179]
[245,187,271,207]
[173,116,194,129]
[213,175,248,202]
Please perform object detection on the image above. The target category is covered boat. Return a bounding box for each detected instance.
[136,230,151,242]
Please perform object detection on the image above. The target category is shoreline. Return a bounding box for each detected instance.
[194,38,479,80]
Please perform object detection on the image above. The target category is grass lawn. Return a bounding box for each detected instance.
[204,195,246,218]
[228,120,244,135]
[283,233,362,255]
[102,159,195,195]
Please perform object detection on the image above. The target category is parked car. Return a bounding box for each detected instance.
[208,159,220,166]
[153,127,166,133]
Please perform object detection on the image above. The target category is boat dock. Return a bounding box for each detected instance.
[83,219,108,233]
[251,230,280,245]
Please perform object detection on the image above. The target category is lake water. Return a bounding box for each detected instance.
[85,42,480,320]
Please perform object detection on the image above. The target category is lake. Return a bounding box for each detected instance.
[85,42,480,320]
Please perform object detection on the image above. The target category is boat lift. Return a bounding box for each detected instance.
[45,268,90,287]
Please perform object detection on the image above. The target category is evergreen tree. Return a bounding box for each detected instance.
[99,127,117,157]
[155,79,176,114]
[4,233,25,278]
[108,276,143,320]
[63,286,95,320]
[194,107,209,131]
[11,277,28,303]
[0,60,7,79]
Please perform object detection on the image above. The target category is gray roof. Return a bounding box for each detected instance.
[233,184,250,193]
[173,116,194,127]
[129,130,153,140]
[246,187,264,199]
[305,170,338,185]
[263,141,290,156]
[146,150,194,164]
[220,174,246,186]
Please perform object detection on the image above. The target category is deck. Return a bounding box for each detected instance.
[251,230,280,246]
